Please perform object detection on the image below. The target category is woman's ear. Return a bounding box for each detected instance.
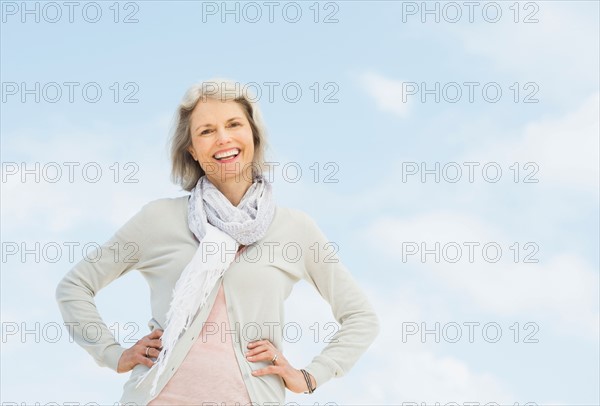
[187,146,197,161]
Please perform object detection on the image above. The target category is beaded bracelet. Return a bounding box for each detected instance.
[300,369,316,394]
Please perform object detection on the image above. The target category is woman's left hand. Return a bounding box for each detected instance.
[246,339,317,393]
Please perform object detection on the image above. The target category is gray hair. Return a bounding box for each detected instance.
[169,78,271,191]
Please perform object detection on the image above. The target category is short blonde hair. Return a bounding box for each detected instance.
[169,78,271,191]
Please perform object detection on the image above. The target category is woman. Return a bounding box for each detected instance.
[55,79,380,405]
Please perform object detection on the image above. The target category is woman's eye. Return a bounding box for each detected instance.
[230,122,241,127]
[201,129,211,135]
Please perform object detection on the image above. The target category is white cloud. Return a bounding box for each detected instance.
[357,71,411,118]
[1,114,184,237]
[462,92,599,198]
[364,210,600,339]
[364,292,513,404]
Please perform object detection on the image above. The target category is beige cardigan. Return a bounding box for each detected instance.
[55,196,380,405]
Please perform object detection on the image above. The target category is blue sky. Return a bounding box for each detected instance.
[1,1,599,404]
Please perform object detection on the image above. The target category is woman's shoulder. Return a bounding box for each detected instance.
[276,205,309,220]
[139,195,189,215]
[274,205,319,232]
[125,196,189,232]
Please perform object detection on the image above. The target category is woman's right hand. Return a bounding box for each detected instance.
[117,329,164,373]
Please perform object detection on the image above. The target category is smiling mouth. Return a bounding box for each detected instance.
[213,148,240,161]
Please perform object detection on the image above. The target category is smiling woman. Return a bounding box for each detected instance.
[186,97,257,206]
[55,78,380,406]
[170,80,270,196]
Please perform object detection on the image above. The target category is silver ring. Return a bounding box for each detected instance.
[145,347,150,357]
[271,354,278,364]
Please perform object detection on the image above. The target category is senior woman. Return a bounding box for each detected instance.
[55,79,380,405]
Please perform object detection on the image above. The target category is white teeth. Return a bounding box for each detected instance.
[214,149,240,160]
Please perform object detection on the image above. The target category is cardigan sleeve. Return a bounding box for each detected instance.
[298,212,381,389]
[55,203,150,373]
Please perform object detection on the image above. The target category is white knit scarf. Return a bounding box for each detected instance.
[134,172,275,396]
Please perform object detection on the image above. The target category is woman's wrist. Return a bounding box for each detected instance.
[308,372,317,390]
[300,369,317,393]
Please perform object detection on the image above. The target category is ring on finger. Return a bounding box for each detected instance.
[145,347,150,357]
[271,353,278,364]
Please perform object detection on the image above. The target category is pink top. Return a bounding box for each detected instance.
[148,248,252,405]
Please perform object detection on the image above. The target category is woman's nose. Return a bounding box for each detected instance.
[215,127,231,143]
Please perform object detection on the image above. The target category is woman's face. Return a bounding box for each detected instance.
[187,98,255,185]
